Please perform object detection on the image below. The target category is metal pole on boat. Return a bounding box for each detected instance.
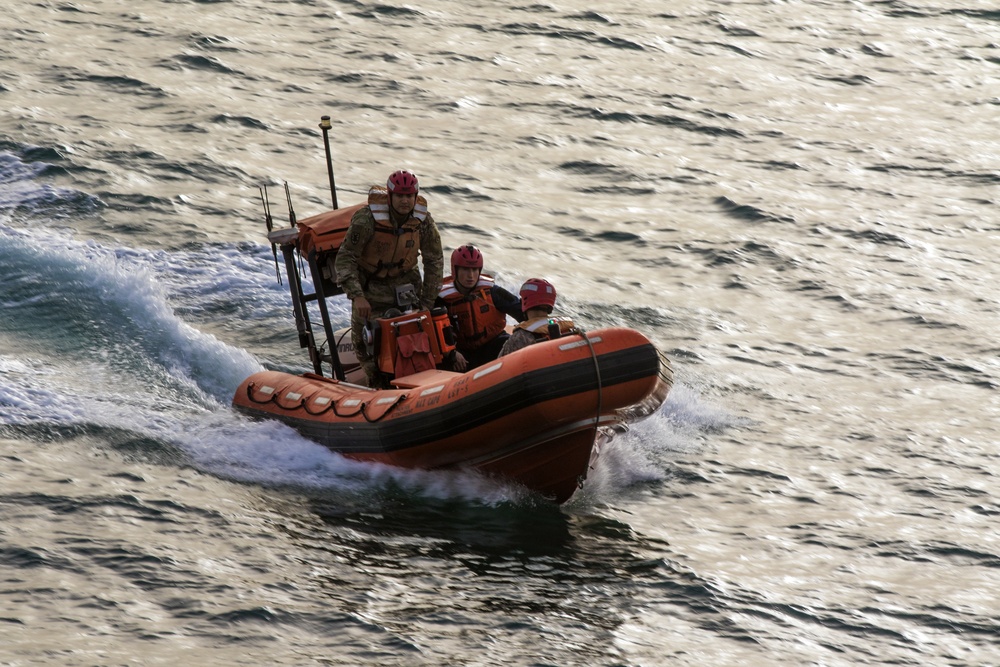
[278,182,318,367]
[307,257,347,381]
[279,242,316,361]
[259,186,282,284]
[319,115,338,210]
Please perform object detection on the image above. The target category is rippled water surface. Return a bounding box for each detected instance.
[2,1,998,665]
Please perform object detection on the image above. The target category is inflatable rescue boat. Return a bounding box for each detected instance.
[233,118,672,502]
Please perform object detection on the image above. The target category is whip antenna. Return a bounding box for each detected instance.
[319,115,338,209]
[259,185,281,284]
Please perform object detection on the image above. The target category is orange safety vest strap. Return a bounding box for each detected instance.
[515,316,576,340]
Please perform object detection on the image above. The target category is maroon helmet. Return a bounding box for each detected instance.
[451,244,484,275]
[387,169,419,194]
[519,278,557,312]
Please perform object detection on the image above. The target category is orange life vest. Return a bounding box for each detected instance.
[357,186,429,279]
[515,316,576,340]
[438,275,508,351]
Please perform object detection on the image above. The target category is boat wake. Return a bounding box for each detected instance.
[0,209,737,507]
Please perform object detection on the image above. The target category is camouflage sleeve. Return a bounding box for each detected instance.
[334,207,375,300]
[498,328,535,357]
[418,212,444,309]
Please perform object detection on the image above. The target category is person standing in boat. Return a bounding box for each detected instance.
[334,169,444,387]
[498,278,577,357]
[436,244,525,371]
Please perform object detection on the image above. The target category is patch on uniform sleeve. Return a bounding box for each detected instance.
[351,231,360,245]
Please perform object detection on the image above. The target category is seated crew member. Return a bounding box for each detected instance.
[334,169,444,387]
[436,244,525,371]
[498,278,576,357]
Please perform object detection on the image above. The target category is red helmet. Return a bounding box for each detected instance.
[387,169,419,194]
[451,244,483,274]
[519,278,557,313]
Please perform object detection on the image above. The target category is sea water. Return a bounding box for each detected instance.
[1,1,998,665]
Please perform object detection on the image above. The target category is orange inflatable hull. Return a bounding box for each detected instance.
[233,327,669,503]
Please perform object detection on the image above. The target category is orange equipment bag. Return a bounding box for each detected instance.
[376,309,456,377]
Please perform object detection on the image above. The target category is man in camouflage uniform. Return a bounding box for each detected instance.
[334,169,443,387]
[499,278,574,357]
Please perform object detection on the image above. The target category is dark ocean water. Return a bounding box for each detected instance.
[2,1,998,665]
